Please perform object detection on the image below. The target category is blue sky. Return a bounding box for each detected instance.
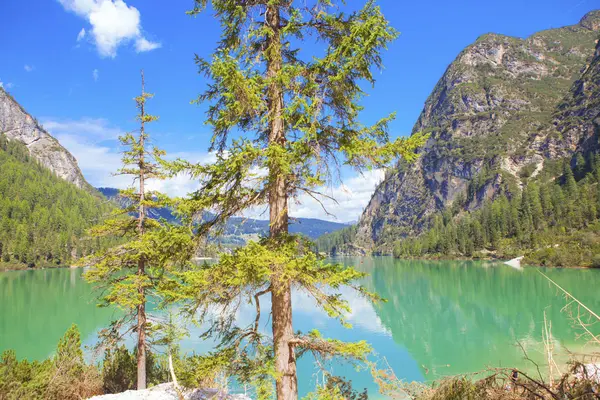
[0,0,597,221]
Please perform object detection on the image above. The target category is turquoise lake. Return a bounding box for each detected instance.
[1,257,600,398]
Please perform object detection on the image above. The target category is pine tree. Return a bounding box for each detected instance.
[166,2,424,398]
[472,220,485,249]
[594,154,600,183]
[563,160,578,198]
[527,182,544,230]
[539,184,554,223]
[82,72,193,390]
[563,163,582,228]
[575,152,586,179]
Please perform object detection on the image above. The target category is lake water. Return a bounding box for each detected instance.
[1,257,600,398]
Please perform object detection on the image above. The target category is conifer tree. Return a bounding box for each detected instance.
[167,1,424,398]
[527,182,543,230]
[575,152,586,179]
[82,71,193,390]
[564,160,578,198]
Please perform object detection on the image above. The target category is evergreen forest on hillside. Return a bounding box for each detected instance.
[0,133,115,269]
[317,153,600,268]
[393,154,600,267]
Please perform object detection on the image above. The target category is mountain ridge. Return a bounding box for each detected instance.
[0,87,89,189]
[97,187,347,240]
[352,10,600,250]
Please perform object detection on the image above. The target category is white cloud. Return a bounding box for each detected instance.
[42,118,126,187]
[42,117,209,196]
[135,37,161,53]
[24,65,34,72]
[54,132,132,188]
[146,173,200,198]
[92,68,99,81]
[145,151,216,197]
[58,0,161,57]
[41,116,382,221]
[77,27,86,41]
[235,169,383,222]
[290,169,385,222]
[0,80,14,89]
[42,117,122,141]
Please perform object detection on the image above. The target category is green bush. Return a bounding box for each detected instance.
[0,325,102,400]
[101,346,168,393]
[429,378,479,400]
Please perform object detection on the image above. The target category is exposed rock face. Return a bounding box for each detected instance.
[88,383,251,400]
[543,36,600,155]
[0,87,88,189]
[355,10,600,249]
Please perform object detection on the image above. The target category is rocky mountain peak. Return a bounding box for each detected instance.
[354,9,600,250]
[580,10,600,31]
[0,87,89,189]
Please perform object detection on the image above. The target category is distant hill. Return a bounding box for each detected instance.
[226,216,348,239]
[97,187,347,240]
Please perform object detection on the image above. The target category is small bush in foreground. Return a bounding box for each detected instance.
[0,325,102,400]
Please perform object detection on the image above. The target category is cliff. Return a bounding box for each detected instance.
[0,87,89,189]
[354,10,600,249]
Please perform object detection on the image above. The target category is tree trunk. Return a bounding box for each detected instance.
[137,70,147,391]
[266,6,298,400]
[136,281,147,390]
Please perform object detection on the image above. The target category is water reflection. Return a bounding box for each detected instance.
[1,259,599,398]
[0,268,117,360]
[347,257,600,379]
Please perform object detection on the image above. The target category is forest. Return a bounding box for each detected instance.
[392,154,600,267]
[0,133,114,269]
[316,153,600,268]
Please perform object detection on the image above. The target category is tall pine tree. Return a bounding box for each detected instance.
[166,1,425,398]
[82,72,193,390]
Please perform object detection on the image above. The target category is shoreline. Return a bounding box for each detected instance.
[0,263,70,273]
[326,253,600,269]
[2,254,598,273]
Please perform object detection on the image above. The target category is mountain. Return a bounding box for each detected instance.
[353,10,600,250]
[0,87,89,189]
[226,216,347,239]
[0,90,115,269]
[97,187,347,240]
[0,133,114,269]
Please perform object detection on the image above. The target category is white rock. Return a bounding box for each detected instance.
[575,363,600,383]
[87,383,251,400]
[504,256,524,270]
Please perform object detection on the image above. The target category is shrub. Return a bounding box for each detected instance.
[428,378,479,400]
[0,325,102,400]
[101,346,168,393]
[101,346,136,394]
